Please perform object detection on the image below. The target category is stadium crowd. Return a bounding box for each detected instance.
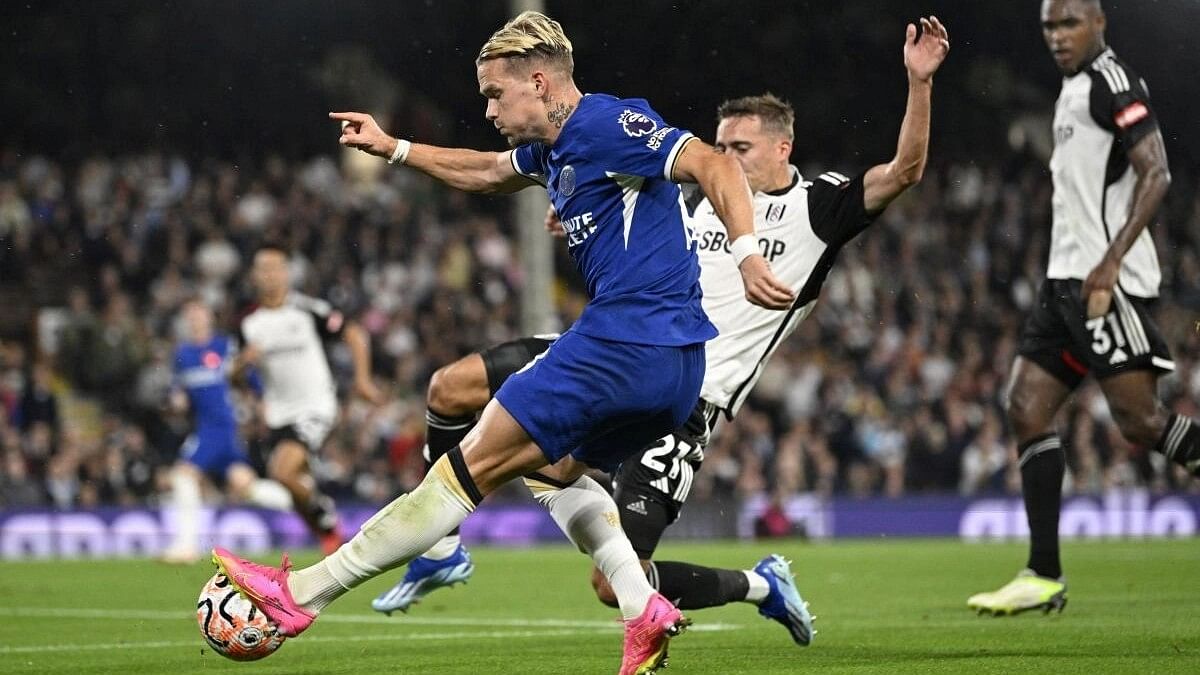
[1,148,1198,510]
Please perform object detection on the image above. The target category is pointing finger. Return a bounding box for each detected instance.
[329,111,368,124]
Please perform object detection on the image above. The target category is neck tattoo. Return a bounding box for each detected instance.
[547,101,575,129]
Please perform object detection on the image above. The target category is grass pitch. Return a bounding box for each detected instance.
[0,539,1196,674]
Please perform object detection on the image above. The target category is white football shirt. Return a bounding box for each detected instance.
[239,293,343,429]
[1047,47,1161,298]
[691,166,875,417]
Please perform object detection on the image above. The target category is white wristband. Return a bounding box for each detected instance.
[387,138,412,165]
[730,234,760,267]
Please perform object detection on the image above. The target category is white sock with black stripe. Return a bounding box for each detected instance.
[1156,414,1200,475]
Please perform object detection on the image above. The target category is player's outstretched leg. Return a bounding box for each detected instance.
[211,400,552,638]
[373,357,484,614]
[595,557,815,647]
[212,447,487,636]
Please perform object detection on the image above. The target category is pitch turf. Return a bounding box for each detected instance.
[0,539,1196,674]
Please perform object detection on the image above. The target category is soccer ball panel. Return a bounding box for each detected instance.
[196,573,285,661]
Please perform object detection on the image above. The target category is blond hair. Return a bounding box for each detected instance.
[717,93,795,141]
[477,11,573,73]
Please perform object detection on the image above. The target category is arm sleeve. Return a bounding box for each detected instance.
[1088,63,1158,149]
[807,171,877,247]
[590,101,695,180]
[510,145,549,187]
[305,298,347,341]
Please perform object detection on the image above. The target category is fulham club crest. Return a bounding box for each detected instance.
[766,203,786,223]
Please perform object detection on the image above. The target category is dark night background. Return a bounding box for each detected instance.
[3,1,1199,170]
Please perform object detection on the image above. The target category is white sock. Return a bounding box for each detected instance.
[423,534,461,561]
[289,456,476,612]
[246,479,294,511]
[526,475,653,620]
[744,570,770,604]
[168,469,202,552]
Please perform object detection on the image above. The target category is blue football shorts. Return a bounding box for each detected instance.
[181,426,251,481]
[494,330,704,473]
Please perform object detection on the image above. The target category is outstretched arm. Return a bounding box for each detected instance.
[673,139,795,310]
[330,112,535,194]
[863,16,950,213]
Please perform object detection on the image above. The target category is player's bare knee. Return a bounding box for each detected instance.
[590,567,619,607]
[1005,388,1051,440]
[426,366,461,414]
[1004,393,1033,437]
[1003,381,1028,413]
[428,362,487,417]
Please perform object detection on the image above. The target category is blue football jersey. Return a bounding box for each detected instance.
[174,335,238,430]
[511,94,718,347]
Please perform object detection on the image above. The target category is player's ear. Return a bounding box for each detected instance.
[1092,4,1106,34]
[530,69,549,98]
[778,139,793,160]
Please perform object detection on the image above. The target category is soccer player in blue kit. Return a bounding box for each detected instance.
[212,11,792,673]
[160,300,293,564]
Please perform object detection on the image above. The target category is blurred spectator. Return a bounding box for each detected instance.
[959,411,1008,496]
[0,148,1195,512]
[44,450,80,509]
[18,363,58,431]
[0,451,43,507]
